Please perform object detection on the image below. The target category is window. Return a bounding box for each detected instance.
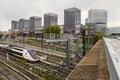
[13,48,23,51]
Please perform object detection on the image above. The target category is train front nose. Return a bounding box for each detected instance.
[27,49,37,61]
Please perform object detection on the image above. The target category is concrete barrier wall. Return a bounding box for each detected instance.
[103,38,120,80]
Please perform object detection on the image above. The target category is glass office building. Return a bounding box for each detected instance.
[64,7,81,33]
[30,16,42,33]
[44,13,58,27]
[88,9,107,33]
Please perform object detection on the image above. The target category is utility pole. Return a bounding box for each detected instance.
[82,30,86,57]
[76,37,81,61]
[41,33,43,50]
[7,52,9,60]
[66,39,70,69]
[88,32,91,49]
[22,33,25,46]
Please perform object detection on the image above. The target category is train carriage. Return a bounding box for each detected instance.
[0,44,39,61]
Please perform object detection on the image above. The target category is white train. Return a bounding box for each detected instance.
[0,44,39,61]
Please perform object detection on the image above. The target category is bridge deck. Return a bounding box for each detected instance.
[66,40,110,80]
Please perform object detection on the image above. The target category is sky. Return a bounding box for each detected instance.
[0,0,120,31]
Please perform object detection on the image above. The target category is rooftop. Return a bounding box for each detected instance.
[30,16,41,19]
[19,18,29,21]
[44,13,58,16]
[89,9,107,12]
[65,7,80,12]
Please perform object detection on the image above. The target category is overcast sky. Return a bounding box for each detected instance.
[0,0,120,31]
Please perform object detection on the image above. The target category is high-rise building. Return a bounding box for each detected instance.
[44,13,58,27]
[30,16,42,33]
[88,9,107,23]
[85,18,88,24]
[64,7,81,33]
[11,21,19,29]
[19,19,30,35]
[11,21,19,35]
[88,9,107,33]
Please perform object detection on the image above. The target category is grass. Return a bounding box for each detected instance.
[18,59,27,64]
[0,61,5,67]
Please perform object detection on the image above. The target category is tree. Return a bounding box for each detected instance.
[0,34,3,38]
[94,32,104,44]
[44,26,61,38]
[44,26,60,34]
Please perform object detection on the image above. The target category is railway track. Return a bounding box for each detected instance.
[0,49,71,79]
[0,62,27,80]
[0,42,66,62]
[36,51,65,62]
[0,53,40,80]
[26,40,66,52]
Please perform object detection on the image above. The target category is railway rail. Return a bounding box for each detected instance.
[0,52,40,80]
[0,42,66,61]
[26,40,66,52]
[0,48,71,79]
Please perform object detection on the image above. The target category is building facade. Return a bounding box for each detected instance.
[29,16,42,34]
[44,13,58,27]
[11,21,19,35]
[64,7,81,33]
[94,23,107,33]
[109,27,120,35]
[85,23,95,36]
[88,9,107,34]
[88,9,107,23]
[19,19,30,36]
[11,21,19,29]
[85,18,88,24]
[58,25,64,34]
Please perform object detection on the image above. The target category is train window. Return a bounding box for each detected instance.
[27,50,36,59]
[13,48,23,51]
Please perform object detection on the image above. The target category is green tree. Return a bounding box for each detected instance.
[44,26,61,38]
[45,26,60,34]
[94,32,104,44]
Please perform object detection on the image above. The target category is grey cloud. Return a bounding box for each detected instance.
[0,0,120,31]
